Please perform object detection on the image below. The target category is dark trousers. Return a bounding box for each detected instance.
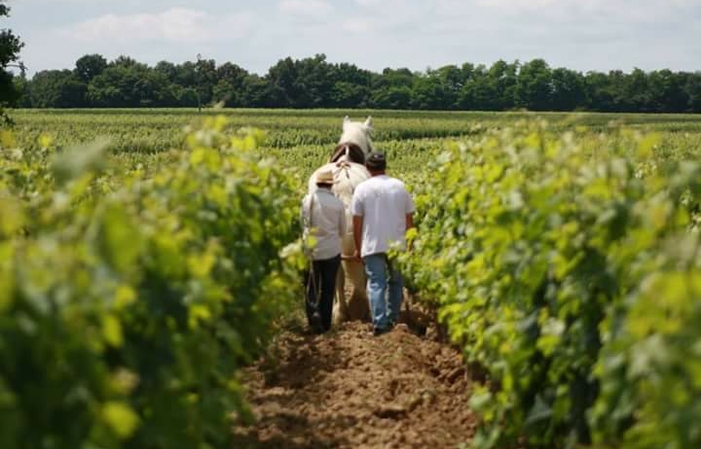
[305,254,341,333]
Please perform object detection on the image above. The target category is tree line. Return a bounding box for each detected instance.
[12,53,701,112]
[0,1,23,123]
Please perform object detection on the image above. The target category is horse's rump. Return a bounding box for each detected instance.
[308,161,369,212]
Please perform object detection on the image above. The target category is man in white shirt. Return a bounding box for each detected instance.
[301,169,346,333]
[350,152,415,336]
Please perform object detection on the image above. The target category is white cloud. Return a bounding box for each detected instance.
[473,0,557,10]
[11,0,701,76]
[66,7,254,44]
[432,0,697,22]
[342,18,378,33]
[279,0,333,17]
[353,0,382,6]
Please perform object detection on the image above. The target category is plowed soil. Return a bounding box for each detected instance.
[232,321,476,449]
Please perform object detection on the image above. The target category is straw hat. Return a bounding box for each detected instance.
[316,169,335,185]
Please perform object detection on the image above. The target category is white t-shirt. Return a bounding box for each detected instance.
[301,189,346,260]
[350,175,415,257]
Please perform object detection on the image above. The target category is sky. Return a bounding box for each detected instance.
[5,0,701,76]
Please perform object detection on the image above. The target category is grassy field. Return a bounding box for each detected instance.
[11,109,701,175]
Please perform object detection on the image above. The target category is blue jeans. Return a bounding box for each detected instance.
[363,253,403,331]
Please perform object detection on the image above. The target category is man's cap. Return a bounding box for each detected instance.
[316,169,335,185]
[365,152,387,170]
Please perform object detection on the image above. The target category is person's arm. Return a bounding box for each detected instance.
[300,195,309,231]
[353,215,363,259]
[405,188,416,228]
[405,212,415,251]
[301,195,312,256]
[405,188,416,251]
[350,190,364,259]
[405,213,414,231]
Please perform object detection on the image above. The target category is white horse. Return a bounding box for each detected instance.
[308,116,373,323]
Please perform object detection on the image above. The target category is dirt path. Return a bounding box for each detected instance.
[233,321,477,449]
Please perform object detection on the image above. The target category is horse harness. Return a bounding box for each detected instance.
[329,142,365,165]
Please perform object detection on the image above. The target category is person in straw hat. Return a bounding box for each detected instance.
[301,169,346,333]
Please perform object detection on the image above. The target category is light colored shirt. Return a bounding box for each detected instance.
[301,188,346,260]
[350,175,415,257]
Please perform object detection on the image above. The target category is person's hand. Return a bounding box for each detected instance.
[353,249,362,262]
[406,228,417,254]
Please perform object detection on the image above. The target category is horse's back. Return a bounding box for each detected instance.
[308,162,370,203]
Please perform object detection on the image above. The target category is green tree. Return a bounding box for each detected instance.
[583,71,614,111]
[264,57,298,107]
[29,70,87,108]
[171,85,198,107]
[459,65,497,110]
[194,56,217,108]
[336,62,373,86]
[240,74,271,107]
[212,62,248,106]
[685,73,701,112]
[624,68,651,111]
[374,67,414,90]
[550,67,585,111]
[487,60,518,110]
[332,62,373,107]
[173,61,197,87]
[294,54,336,107]
[606,70,632,111]
[370,68,415,109]
[263,54,337,108]
[110,55,139,68]
[12,73,31,107]
[74,54,107,84]
[370,85,412,109]
[154,61,178,82]
[516,59,552,111]
[0,1,24,122]
[435,64,464,102]
[87,62,171,107]
[155,61,198,106]
[412,73,451,110]
[12,51,701,112]
[331,81,370,108]
[647,69,688,112]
